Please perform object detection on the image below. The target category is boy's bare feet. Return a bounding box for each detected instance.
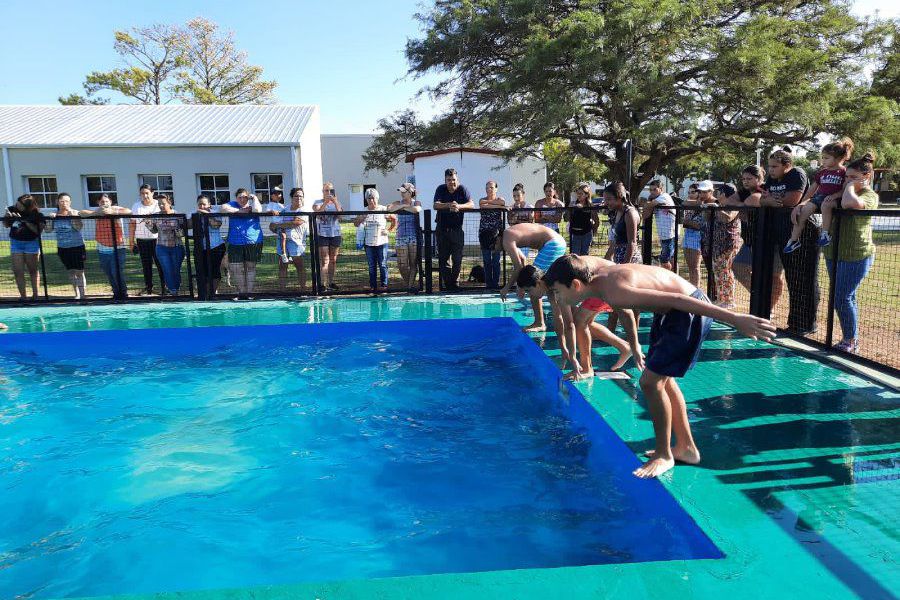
[564,368,594,381]
[634,456,675,478]
[643,446,701,465]
[523,322,546,332]
[610,347,632,371]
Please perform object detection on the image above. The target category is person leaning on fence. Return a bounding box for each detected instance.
[388,182,422,294]
[702,182,742,309]
[785,138,853,253]
[44,192,87,300]
[822,152,880,354]
[507,183,534,226]
[354,188,397,294]
[129,184,165,297]
[270,187,309,293]
[434,168,474,291]
[478,180,507,290]
[729,166,785,308]
[641,180,676,271]
[762,146,817,335]
[566,182,599,255]
[680,183,704,287]
[535,182,565,232]
[264,186,288,268]
[313,182,343,292]
[218,188,264,297]
[79,194,131,300]
[194,195,227,298]
[3,194,46,301]
[144,194,185,296]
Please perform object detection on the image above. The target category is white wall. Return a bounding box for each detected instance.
[320,134,412,209]
[412,151,548,244]
[5,146,295,210]
[297,108,323,200]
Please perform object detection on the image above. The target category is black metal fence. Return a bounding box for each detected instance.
[2,205,897,371]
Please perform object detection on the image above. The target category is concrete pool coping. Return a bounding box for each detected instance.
[0,295,895,600]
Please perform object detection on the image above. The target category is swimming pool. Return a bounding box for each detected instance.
[0,316,720,598]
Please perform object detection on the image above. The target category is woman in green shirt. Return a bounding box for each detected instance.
[823,152,879,353]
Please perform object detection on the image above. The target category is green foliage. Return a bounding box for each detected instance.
[829,90,900,168]
[371,0,879,196]
[57,94,108,106]
[544,139,607,202]
[59,19,275,105]
[175,18,277,105]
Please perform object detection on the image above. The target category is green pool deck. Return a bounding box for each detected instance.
[0,295,897,600]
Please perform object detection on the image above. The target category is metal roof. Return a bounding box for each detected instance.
[0,104,317,148]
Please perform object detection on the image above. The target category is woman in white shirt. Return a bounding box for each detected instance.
[354,188,397,294]
[271,187,309,293]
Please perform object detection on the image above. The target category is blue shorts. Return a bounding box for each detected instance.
[658,238,675,262]
[284,238,306,258]
[646,289,713,377]
[682,230,701,251]
[810,193,829,209]
[10,238,40,254]
[534,237,567,271]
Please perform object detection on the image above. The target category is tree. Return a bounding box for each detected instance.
[82,25,186,104]
[58,18,276,105]
[829,90,900,168]
[544,138,607,203]
[871,19,899,103]
[175,18,277,104]
[57,93,109,106]
[368,0,877,196]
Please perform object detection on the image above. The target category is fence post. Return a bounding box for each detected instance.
[501,210,508,287]
[110,215,124,302]
[705,207,716,300]
[182,215,195,299]
[641,211,653,265]
[824,210,842,348]
[672,207,680,273]
[38,233,50,301]
[191,213,206,300]
[424,209,433,294]
[309,213,322,296]
[749,207,775,318]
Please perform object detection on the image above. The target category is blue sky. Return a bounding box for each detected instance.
[0,0,895,134]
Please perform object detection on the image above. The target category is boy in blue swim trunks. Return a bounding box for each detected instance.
[544,254,776,478]
[499,223,568,331]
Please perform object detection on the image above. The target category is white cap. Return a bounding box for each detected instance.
[696,180,714,192]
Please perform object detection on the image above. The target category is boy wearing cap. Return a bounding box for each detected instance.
[544,254,776,478]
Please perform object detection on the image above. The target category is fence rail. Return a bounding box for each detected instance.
[2,205,897,372]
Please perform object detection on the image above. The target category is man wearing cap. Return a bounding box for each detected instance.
[433,168,474,290]
[388,183,423,293]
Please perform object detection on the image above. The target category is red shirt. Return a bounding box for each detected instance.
[815,167,846,197]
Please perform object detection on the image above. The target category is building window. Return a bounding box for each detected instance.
[84,175,118,207]
[139,174,174,202]
[252,173,283,203]
[25,176,58,208]
[198,174,230,205]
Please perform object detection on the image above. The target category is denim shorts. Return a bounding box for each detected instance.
[10,238,40,254]
[810,193,829,209]
[319,235,342,248]
[278,238,305,261]
[682,230,701,251]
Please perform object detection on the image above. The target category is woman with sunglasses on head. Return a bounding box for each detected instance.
[388,183,423,293]
[3,194,46,300]
[145,194,186,296]
[313,182,343,291]
[45,192,87,299]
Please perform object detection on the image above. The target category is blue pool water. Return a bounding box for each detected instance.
[0,318,720,598]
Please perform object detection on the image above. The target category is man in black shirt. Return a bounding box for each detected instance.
[762,148,817,333]
[433,168,474,290]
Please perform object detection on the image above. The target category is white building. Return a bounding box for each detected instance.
[0,104,322,210]
[320,134,412,210]
[406,147,547,209]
